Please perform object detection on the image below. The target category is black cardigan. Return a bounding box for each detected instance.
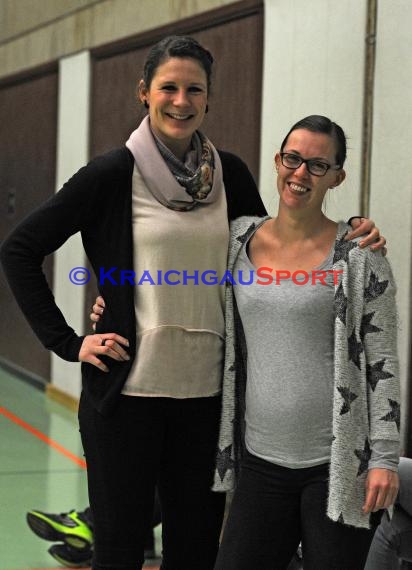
[0,147,267,414]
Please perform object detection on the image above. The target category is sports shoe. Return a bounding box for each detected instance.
[48,541,157,566]
[26,509,93,549]
[48,543,92,568]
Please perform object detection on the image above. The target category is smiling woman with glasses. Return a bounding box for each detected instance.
[214,115,400,570]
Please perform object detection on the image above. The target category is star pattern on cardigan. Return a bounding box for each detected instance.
[365,272,389,303]
[236,224,256,245]
[380,399,401,432]
[367,359,395,392]
[337,386,358,415]
[360,311,382,341]
[335,282,348,324]
[215,217,400,529]
[354,439,371,476]
[333,236,358,263]
[216,445,235,481]
[348,328,363,370]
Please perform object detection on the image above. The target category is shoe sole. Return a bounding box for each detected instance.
[26,513,91,549]
[48,547,92,568]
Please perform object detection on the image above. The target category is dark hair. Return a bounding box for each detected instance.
[143,35,214,92]
[280,115,347,167]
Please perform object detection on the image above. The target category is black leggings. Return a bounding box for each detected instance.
[215,450,375,570]
[79,393,225,570]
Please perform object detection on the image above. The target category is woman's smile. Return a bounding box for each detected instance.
[139,56,208,159]
[288,182,310,194]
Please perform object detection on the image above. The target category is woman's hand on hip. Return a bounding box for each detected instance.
[79,333,130,372]
[363,468,399,513]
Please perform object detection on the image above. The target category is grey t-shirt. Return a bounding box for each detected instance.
[235,227,337,469]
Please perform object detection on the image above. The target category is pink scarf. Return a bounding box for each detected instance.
[126,116,223,211]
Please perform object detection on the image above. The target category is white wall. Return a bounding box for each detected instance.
[51,51,91,399]
[0,0,239,78]
[260,0,366,220]
[369,0,412,447]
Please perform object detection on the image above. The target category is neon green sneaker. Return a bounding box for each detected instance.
[26,508,93,549]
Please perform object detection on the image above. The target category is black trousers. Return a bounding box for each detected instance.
[214,450,375,570]
[79,393,225,570]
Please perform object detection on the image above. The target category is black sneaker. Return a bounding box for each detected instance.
[48,543,92,568]
[26,509,93,549]
[48,540,156,565]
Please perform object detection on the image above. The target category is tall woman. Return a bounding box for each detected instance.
[213,116,400,570]
[0,36,265,570]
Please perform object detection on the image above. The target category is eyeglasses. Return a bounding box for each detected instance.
[279,152,341,177]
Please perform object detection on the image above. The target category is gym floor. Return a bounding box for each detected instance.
[0,365,161,570]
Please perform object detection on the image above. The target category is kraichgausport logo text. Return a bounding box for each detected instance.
[69,267,343,286]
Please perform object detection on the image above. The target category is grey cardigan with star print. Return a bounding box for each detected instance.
[213,216,400,529]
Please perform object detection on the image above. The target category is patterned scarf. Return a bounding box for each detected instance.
[154,130,214,202]
[125,116,222,211]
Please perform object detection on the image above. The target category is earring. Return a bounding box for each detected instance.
[143,100,149,109]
